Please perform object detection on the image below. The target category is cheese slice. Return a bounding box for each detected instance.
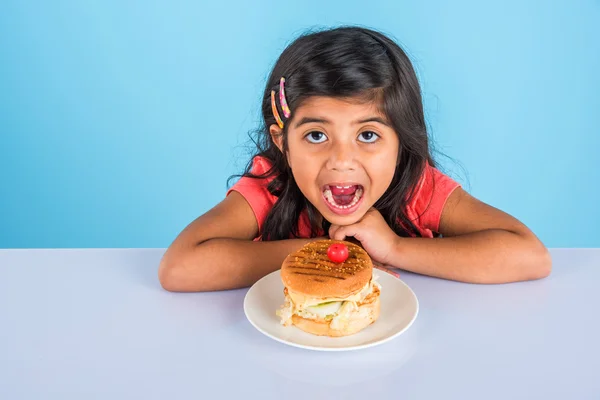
[277,273,381,325]
[287,281,372,309]
[305,301,343,318]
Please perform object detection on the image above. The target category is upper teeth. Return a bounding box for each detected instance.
[334,185,353,189]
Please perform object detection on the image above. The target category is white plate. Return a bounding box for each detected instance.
[243,269,419,351]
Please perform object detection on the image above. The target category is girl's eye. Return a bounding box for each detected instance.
[305,131,327,144]
[358,131,380,143]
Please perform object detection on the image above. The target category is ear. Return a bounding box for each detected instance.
[269,124,293,169]
[269,124,284,153]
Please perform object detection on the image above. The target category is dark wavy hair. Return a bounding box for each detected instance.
[230,26,437,240]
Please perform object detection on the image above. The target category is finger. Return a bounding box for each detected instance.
[328,224,340,239]
[330,225,350,241]
[330,227,344,241]
[331,224,363,242]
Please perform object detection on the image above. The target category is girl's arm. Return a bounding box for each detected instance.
[158,191,315,292]
[389,188,551,283]
[329,188,551,284]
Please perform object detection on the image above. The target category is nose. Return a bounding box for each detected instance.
[326,140,356,172]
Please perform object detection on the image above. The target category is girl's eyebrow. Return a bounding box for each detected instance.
[355,117,390,127]
[294,117,329,128]
[293,116,390,128]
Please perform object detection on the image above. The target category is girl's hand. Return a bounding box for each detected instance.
[328,208,400,266]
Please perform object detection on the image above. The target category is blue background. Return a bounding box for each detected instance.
[1,1,598,249]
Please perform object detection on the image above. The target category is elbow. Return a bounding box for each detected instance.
[475,241,552,285]
[508,232,552,283]
[528,245,552,280]
[158,256,182,292]
[158,246,217,292]
[158,251,194,292]
[514,239,552,283]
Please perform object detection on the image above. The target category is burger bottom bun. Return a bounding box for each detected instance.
[290,296,380,337]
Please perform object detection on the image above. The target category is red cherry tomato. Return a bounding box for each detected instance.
[327,243,349,263]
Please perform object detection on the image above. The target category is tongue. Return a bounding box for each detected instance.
[333,194,354,206]
[329,186,358,206]
[330,185,357,196]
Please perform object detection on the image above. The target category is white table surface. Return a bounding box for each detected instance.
[0,248,598,399]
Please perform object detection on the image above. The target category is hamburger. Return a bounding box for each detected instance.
[276,239,381,337]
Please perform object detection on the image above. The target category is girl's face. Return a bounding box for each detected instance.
[271,96,400,226]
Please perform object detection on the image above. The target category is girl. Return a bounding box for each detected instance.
[158,26,551,292]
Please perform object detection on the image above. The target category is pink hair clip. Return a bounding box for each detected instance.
[271,90,284,129]
[279,77,291,118]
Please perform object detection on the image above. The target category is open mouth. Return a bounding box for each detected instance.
[322,184,364,212]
